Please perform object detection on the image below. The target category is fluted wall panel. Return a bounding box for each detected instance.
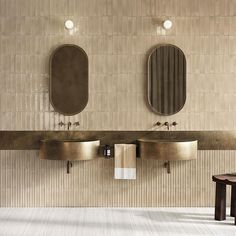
[0,150,235,207]
[0,0,236,206]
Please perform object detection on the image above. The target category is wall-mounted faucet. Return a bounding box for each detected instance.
[67,161,73,174]
[58,121,80,130]
[67,122,72,130]
[155,121,178,130]
[164,121,177,130]
[74,121,80,127]
[164,161,171,174]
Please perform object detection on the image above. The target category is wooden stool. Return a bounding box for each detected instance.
[212,174,236,225]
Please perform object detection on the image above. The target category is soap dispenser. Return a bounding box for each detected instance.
[103,145,111,158]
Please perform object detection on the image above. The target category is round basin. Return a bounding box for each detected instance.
[40,139,100,161]
[138,139,197,161]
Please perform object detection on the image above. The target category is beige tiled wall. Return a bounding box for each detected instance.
[1,0,236,207]
[1,0,236,131]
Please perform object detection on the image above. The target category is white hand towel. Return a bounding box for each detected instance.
[114,144,136,180]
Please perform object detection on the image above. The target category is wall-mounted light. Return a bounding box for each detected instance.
[163,20,173,30]
[64,20,74,30]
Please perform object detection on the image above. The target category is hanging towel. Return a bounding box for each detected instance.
[114,144,136,180]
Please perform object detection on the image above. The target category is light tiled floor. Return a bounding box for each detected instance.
[0,208,234,236]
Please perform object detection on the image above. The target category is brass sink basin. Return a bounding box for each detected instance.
[138,139,198,161]
[40,139,100,161]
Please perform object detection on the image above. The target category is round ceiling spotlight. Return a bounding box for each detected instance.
[163,20,173,30]
[64,20,74,30]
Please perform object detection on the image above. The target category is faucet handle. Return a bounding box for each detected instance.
[155,121,162,126]
[74,121,80,127]
[58,121,65,127]
[172,121,177,126]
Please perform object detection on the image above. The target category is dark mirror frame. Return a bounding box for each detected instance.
[50,44,89,116]
[147,44,186,116]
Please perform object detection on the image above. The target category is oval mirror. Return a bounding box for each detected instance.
[147,44,186,115]
[50,44,88,116]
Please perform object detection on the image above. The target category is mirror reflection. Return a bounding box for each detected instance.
[147,44,186,115]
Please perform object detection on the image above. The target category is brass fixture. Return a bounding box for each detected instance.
[164,161,171,174]
[58,121,69,129]
[138,139,197,173]
[164,121,177,130]
[40,139,100,173]
[58,121,64,127]
[74,121,80,127]
[58,121,79,130]
[58,121,70,129]
[68,122,72,130]
[155,121,177,130]
[155,121,162,126]
[67,161,73,174]
[164,121,170,130]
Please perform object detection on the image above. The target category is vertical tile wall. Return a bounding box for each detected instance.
[0,0,236,206]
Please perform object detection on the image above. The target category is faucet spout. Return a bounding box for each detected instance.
[67,122,72,130]
[164,122,170,130]
[66,161,73,174]
[164,121,177,130]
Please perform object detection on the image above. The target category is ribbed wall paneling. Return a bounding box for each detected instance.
[0,150,235,207]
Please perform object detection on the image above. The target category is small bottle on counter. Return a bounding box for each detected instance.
[103,145,111,158]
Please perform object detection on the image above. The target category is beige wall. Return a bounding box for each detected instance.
[0,0,236,207]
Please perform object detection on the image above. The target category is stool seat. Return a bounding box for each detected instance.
[213,174,236,185]
[212,173,236,225]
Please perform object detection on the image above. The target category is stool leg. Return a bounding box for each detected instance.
[235,204,236,225]
[215,183,226,221]
[231,186,236,217]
